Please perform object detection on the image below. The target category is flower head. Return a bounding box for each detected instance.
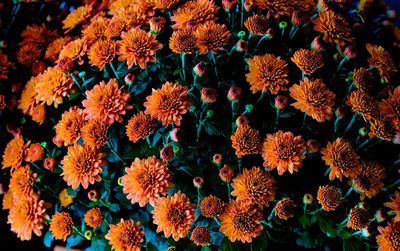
[117,28,163,69]
[366,44,398,83]
[88,39,116,70]
[252,0,293,18]
[122,156,172,207]
[0,51,11,79]
[201,87,218,103]
[353,67,373,93]
[152,192,196,241]
[380,87,400,130]
[81,119,110,149]
[58,38,87,64]
[149,17,166,33]
[62,5,93,32]
[45,37,72,62]
[9,165,36,200]
[219,164,235,182]
[376,220,400,251]
[190,226,212,246]
[244,15,269,36]
[352,161,385,199]
[2,135,25,169]
[231,167,276,209]
[171,0,219,29]
[347,207,370,230]
[126,112,157,143]
[290,78,336,122]
[3,190,14,210]
[84,207,103,228]
[24,143,44,162]
[169,28,197,54]
[50,212,74,241]
[275,198,296,220]
[385,191,400,222]
[59,188,73,207]
[321,138,361,180]
[44,157,56,172]
[317,185,341,211]
[231,124,261,158]
[262,130,306,175]
[195,21,231,55]
[144,82,191,126]
[82,79,132,124]
[346,90,379,121]
[61,144,106,189]
[105,219,144,251]
[16,44,42,66]
[55,107,86,146]
[200,195,225,218]
[368,117,397,142]
[313,10,352,46]
[246,54,290,94]
[219,200,263,243]
[154,0,181,11]
[291,49,324,75]
[81,16,108,44]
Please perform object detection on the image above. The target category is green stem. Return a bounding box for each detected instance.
[345,113,357,133]
[210,52,218,79]
[274,109,280,130]
[382,180,400,192]
[227,182,231,201]
[107,142,126,166]
[256,91,265,103]
[334,117,341,133]
[109,62,120,81]
[70,73,83,93]
[240,0,244,29]
[181,54,186,82]
[357,137,372,150]
[301,113,307,130]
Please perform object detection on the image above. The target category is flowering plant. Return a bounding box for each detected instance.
[0,0,400,250]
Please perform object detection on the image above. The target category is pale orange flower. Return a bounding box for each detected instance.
[115,5,147,30]
[200,195,225,218]
[82,79,132,125]
[190,226,211,246]
[50,212,74,241]
[252,0,293,18]
[380,87,400,130]
[2,190,14,210]
[18,76,40,115]
[169,28,197,54]
[244,15,269,36]
[105,219,144,251]
[376,220,400,251]
[24,143,44,162]
[171,0,219,29]
[20,23,58,47]
[195,21,231,55]
[31,104,46,125]
[231,124,261,158]
[347,207,370,230]
[368,116,397,142]
[144,82,191,126]
[88,39,116,70]
[346,90,379,121]
[59,188,74,208]
[45,37,72,62]
[81,119,110,149]
[366,44,398,83]
[2,135,26,169]
[353,67,373,93]
[58,38,87,65]
[82,16,108,44]
[9,165,36,200]
[384,191,400,222]
[16,44,43,66]
[313,10,352,46]
[122,156,173,207]
[291,49,324,75]
[153,0,180,11]
[105,16,126,38]
[126,112,157,143]
[117,28,163,69]
[274,198,296,220]
[152,192,196,241]
[55,107,86,146]
[61,144,106,189]
[62,5,93,32]
[84,207,103,228]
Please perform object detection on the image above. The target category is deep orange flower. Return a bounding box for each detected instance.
[35,66,74,107]
[246,54,290,94]
[105,16,126,38]
[351,161,385,199]
[105,219,144,251]
[291,49,324,75]
[49,212,74,241]
[169,28,197,54]
[2,135,25,169]
[31,104,46,125]
[380,87,400,130]
[58,38,87,65]
[231,124,261,158]
[195,21,231,55]
[171,0,219,29]
[385,191,400,222]
[24,143,44,162]
[18,76,41,115]
[290,78,336,122]
[144,82,191,126]
[88,39,116,70]
[45,37,72,62]
[20,23,57,47]
[313,10,352,46]
[62,5,93,32]
[376,220,400,251]
[16,44,43,66]
[317,185,341,211]
[347,207,370,230]
[244,15,269,36]
[154,0,180,11]
[353,67,373,93]
[149,17,166,33]
[262,130,306,175]
[152,191,196,241]
[59,188,74,208]
[115,5,147,30]
[366,44,398,83]
[368,117,397,142]
[346,90,379,121]
[82,79,132,124]
[2,190,14,210]
[108,0,133,15]
[252,0,293,18]
[55,107,86,146]
[321,138,361,180]
[7,195,46,241]
[117,28,163,69]
[126,112,157,143]
[231,167,276,208]
[0,51,12,79]
[9,165,36,200]
[61,144,106,189]
[122,156,172,207]
[82,16,108,44]
[190,226,211,246]
[200,195,225,218]
[275,198,296,220]
[219,200,263,243]
[84,207,103,228]
[81,119,110,149]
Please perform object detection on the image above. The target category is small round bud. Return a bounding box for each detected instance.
[52,136,64,147]
[222,0,237,12]
[206,110,214,118]
[212,154,223,165]
[118,177,123,186]
[20,117,27,124]
[303,193,314,204]
[189,106,196,113]
[88,190,99,201]
[335,107,345,119]
[11,82,22,93]
[344,47,357,60]
[237,31,246,38]
[306,139,320,153]
[201,87,218,103]
[219,164,234,182]
[161,144,174,162]
[311,36,325,52]
[279,21,288,30]
[44,157,56,172]
[149,17,166,33]
[235,116,249,127]
[84,230,93,240]
[40,142,48,148]
[78,71,86,78]
[359,127,368,137]
[274,95,288,110]
[193,177,204,188]
[236,40,248,52]
[193,62,206,77]
[124,73,136,85]
[170,128,183,142]
[227,86,242,101]
[245,104,254,113]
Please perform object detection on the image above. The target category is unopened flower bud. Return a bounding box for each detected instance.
[236,40,248,52]
[303,193,314,204]
[213,154,223,165]
[245,104,254,113]
[227,86,241,101]
[206,110,214,118]
[124,73,136,85]
[236,116,249,127]
[279,21,288,30]
[274,95,287,110]
[88,190,99,201]
[170,128,183,142]
[359,127,368,137]
[44,157,57,172]
[193,177,204,188]
[219,164,234,182]
[161,144,174,162]
[306,139,320,153]
[193,62,206,77]
[149,17,166,33]
[201,87,218,103]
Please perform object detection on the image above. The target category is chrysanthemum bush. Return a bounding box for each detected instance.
[0,0,400,250]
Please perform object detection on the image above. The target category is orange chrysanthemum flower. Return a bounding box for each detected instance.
[115,5,147,30]
[8,196,46,241]
[58,38,87,64]
[380,87,400,130]
[105,16,126,38]
[275,198,296,220]
[313,10,352,46]
[49,212,74,241]
[346,90,379,121]
[154,0,180,11]
[62,5,93,32]
[31,104,46,125]
[88,39,116,70]
[105,219,144,251]
[231,124,261,158]
[61,144,106,189]
[290,78,336,122]
[2,135,25,169]
[231,167,276,208]
[45,37,72,62]
[84,207,103,228]
[385,191,400,222]
[317,185,341,211]
[0,51,12,79]
[82,79,132,125]
[81,119,110,149]
[291,49,324,75]
[9,165,36,200]
[59,188,73,207]
[20,23,57,47]
[144,82,191,126]
[368,117,397,142]
[353,67,373,93]
[122,156,172,207]
[246,54,290,94]
[82,16,108,44]
[366,44,398,83]
[18,76,38,115]
[377,220,400,251]
[200,195,225,218]
[321,138,361,180]
[169,28,197,54]
[117,28,163,69]
[35,66,74,107]
[126,112,157,143]
[190,226,212,246]
[24,143,44,162]
[252,0,293,18]
[171,0,219,29]
[152,191,196,241]
[347,207,370,230]
[3,190,14,210]
[244,15,269,36]
[262,130,306,175]
[219,200,263,243]
[16,44,43,66]
[195,21,231,55]
[351,161,385,199]
[55,107,86,146]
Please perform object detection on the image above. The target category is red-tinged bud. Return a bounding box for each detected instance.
[219,164,234,182]
[161,144,174,161]
[170,128,183,142]
[227,86,241,101]
[44,157,57,172]
[274,95,288,109]
[193,177,204,188]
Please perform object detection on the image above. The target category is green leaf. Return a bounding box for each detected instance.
[66,234,85,250]
[343,238,363,251]
[43,230,54,248]
[339,230,352,239]
[319,217,336,237]
[266,228,289,243]
[220,238,241,251]
[109,203,120,212]
[91,239,107,251]
[68,92,80,101]
[252,230,269,250]
[296,231,315,249]
[299,214,311,227]
[201,247,212,251]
